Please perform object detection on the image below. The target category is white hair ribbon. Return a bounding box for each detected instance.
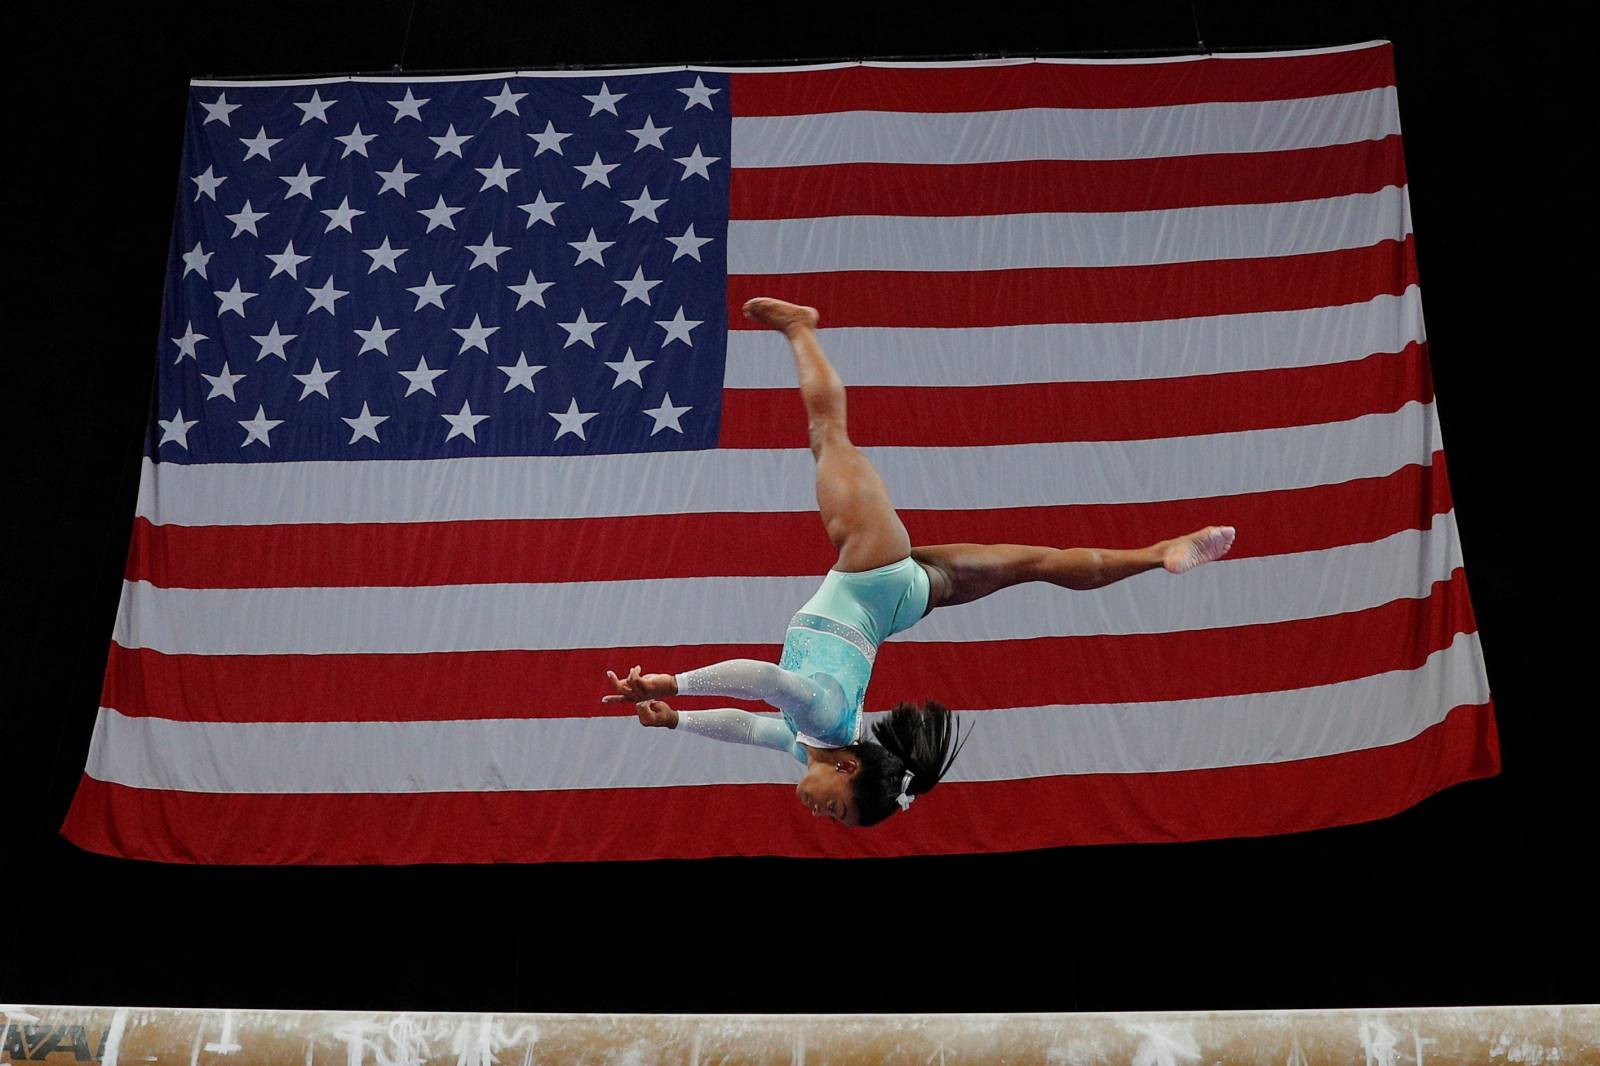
[895,770,916,811]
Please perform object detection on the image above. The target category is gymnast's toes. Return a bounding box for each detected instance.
[1163,525,1236,575]
[742,297,820,332]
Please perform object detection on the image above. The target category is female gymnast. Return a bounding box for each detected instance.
[604,297,1236,828]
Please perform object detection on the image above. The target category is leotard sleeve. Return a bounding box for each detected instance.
[675,708,807,765]
[674,659,825,719]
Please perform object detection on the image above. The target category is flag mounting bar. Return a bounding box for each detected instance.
[198,39,1386,83]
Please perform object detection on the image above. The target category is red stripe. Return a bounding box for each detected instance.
[125,450,1452,590]
[729,47,1394,116]
[721,343,1430,448]
[728,237,1418,327]
[59,700,1498,864]
[731,137,1407,219]
[103,567,1474,723]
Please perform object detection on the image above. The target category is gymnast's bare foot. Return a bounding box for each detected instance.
[1162,526,1236,575]
[742,297,819,334]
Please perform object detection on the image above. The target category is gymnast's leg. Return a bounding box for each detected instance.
[911,527,1236,611]
[741,297,911,574]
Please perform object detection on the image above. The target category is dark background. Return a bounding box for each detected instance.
[5,0,1581,1013]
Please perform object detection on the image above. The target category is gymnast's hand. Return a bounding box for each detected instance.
[602,665,678,703]
[635,700,679,729]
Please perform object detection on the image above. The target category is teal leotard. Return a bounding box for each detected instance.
[780,557,931,745]
[675,557,932,763]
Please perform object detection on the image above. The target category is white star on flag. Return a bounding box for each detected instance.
[335,123,379,158]
[251,322,295,361]
[527,121,572,156]
[418,195,464,232]
[621,187,668,223]
[200,93,241,125]
[452,313,500,354]
[158,409,198,448]
[498,353,546,393]
[377,160,419,196]
[354,316,399,356]
[201,361,246,401]
[306,276,349,315]
[294,90,336,124]
[557,309,606,349]
[626,116,671,150]
[321,197,366,233]
[191,165,226,201]
[678,76,721,110]
[388,87,428,121]
[574,152,621,189]
[674,144,720,181]
[240,127,281,161]
[643,392,692,435]
[604,348,653,388]
[666,223,714,261]
[214,279,258,317]
[400,355,447,396]
[265,240,311,279]
[182,241,213,278]
[443,399,490,442]
[549,398,598,440]
[508,270,554,309]
[615,266,663,306]
[518,191,564,227]
[583,81,628,116]
[342,402,389,444]
[484,82,527,117]
[466,233,512,271]
[655,307,703,347]
[569,228,615,266]
[475,155,520,192]
[281,164,324,199]
[226,200,268,237]
[293,359,340,399]
[362,236,408,274]
[430,124,473,158]
[238,405,284,447]
[405,273,454,311]
[171,321,207,362]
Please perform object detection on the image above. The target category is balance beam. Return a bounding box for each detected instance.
[2,1004,1595,1064]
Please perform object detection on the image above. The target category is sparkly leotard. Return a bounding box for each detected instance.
[675,557,931,765]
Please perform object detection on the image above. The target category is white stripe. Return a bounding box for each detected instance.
[114,512,1462,654]
[728,189,1409,273]
[730,88,1398,168]
[136,400,1440,526]
[726,288,1425,387]
[85,630,1486,792]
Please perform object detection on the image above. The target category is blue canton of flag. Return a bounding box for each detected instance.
[156,73,731,463]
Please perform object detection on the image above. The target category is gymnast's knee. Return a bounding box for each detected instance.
[808,417,850,456]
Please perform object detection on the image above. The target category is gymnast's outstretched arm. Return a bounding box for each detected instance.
[635,700,807,765]
[604,660,824,719]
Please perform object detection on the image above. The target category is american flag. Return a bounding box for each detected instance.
[63,40,1498,863]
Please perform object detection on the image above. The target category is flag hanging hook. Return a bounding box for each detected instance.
[1188,0,1211,54]
[395,0,421,73]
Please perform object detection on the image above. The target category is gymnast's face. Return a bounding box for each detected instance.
[797,756,861,826]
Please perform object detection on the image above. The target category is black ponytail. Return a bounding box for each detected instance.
[846,701,971,827]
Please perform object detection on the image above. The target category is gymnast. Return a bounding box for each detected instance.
[604,297,1236,827]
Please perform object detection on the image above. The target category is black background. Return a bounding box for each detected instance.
[4,0,1583,1013]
